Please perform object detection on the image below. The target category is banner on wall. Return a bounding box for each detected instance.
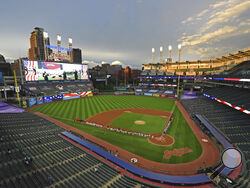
[135,93,142,95]
[28,98,37,107]
[63,91,92,100]
[0,72,2,83]
[44,94,63,103]
[153,94,160,97]
[160,94,167,98]
[164,90,174,94]
[44,96,53,103]
[144,93,153,96]
[63,93,80,100]
[79,91,92,97]
[37,96,44,105]
[52,94,63,101]
[22,100,27,108]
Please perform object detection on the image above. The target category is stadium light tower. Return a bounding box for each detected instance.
[160,46,163,62]
[168,45,172,61]
[57,35,61,54]
[177,44,182,98]
[152,48,155,63]
[43,32,49,61]
[178,44,182,62]
[68,38,73,62]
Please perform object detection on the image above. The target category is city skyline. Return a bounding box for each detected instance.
[0,0,249,68]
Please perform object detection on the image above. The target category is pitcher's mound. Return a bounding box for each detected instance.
[148,133,174,146]
[134,120,145,125]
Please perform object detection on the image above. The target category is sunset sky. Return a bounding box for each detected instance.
[0,0,249,68]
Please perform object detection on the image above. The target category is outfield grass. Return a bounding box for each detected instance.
[30,96,202,164]
[110,112,167,134]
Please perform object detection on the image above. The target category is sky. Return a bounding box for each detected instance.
[0,0,249,69]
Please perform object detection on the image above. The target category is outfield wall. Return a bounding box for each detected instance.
[26,91,93,107]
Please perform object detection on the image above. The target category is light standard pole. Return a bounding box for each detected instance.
[160,46,163,62]
[177,44,182,97]
[168,45,172,62]
[43,32,48,61]
[178,44,181,62]
[152,48,155,63]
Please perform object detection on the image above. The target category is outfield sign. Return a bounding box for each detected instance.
[37,96,44,105]
[0,72,3,83]
[144,93,153,96]
[44,96,53,103]
[28,98,37,107]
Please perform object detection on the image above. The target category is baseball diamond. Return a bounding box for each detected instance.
[30,95,220,175]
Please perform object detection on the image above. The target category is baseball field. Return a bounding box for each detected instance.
[30,95,202,164]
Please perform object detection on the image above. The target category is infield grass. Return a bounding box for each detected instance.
[30,96,202,164]
[110,112,167,134]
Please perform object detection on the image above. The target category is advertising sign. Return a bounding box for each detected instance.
[37,96,44,105]
[22,100,27,108]
[28,98,37,107]
[184,91,197,96]
[44,96,53,103]
[164,90,174,94]
[24,60,88,81]
[144,93,153,96]
[153,94,160,97]
[0,72,2,83]
[52,94,63,101]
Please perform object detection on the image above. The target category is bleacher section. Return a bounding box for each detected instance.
[204,87,250,110]
[181,96,250,187]
[23,81,93,96]
[0,107,163,187]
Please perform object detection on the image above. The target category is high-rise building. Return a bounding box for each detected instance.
[28,27,51,60]
[72,48,82,64]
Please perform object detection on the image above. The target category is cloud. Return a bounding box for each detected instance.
[179,0,250,60]
[197,9,209,17]
[182,26,238,46]
[111,60,123,66]
[201,0,250,33]
[211,0,228,8]
[182,17,194,24]
[82,60,100,68]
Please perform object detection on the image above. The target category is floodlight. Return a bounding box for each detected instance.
[160,46,163,52]
[43,32,48,39]
[57,35,61,41]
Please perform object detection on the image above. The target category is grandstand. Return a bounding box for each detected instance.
[142,48,250,76]
[180,94,249,187]
[0,103,161,187]
[22,81,93,96]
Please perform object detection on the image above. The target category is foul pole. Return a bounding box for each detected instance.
[13,70,21,106]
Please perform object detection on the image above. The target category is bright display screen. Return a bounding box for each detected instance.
[24,60,88,81]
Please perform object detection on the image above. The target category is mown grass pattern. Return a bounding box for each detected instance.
[31,96,202,164]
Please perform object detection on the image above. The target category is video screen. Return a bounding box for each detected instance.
[24,60,88,81]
